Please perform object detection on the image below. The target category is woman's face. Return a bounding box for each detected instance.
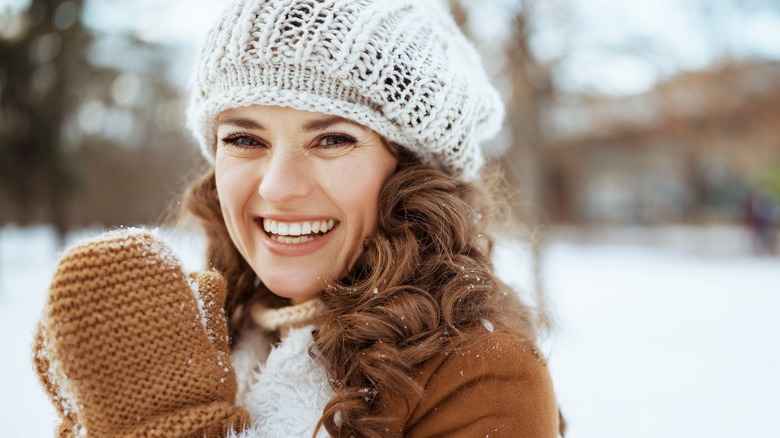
[215,105,398,303]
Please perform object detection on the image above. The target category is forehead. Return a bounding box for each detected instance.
[217,105,359,130]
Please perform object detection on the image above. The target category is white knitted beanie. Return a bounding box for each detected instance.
[187,0,504,181]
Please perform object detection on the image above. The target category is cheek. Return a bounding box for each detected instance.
[339,161,394,233]
[216,156,253,201]
[215,158,256,233]
[361,178,385,227]
[214,164,235,216]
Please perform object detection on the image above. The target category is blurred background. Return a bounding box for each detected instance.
[1,0,779,436]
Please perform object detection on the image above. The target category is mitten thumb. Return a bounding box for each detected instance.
[189,271,231,356]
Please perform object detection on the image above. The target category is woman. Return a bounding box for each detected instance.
[33,0,563,436]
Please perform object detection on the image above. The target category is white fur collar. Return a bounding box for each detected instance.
[229,325,334,438]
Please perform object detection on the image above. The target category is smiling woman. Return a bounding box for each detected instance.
[31,0,563,437]
[215,105,397,303]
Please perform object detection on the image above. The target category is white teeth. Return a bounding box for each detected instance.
[272,234,316,244]
[262,218,336,238]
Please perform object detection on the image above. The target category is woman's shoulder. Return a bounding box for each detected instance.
[397,323,561,437]
[440,322,548,371]
[420,323,556,407]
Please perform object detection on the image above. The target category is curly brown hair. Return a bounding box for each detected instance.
[183,150,541,437]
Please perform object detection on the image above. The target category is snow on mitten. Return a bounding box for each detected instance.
[32,228,250,437]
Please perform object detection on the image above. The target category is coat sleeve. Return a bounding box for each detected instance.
[404,332,561,438]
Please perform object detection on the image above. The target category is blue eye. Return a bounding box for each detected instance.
[220,134,263,150]
[318,134,356,148]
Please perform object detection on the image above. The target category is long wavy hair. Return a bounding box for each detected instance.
[183,149,541,437]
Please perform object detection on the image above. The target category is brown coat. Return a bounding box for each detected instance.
[385,329,561,437]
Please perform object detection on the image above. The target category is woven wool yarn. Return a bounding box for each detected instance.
[249,298,327,334]
[187,0,504,181]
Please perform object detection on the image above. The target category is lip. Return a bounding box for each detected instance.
[255,215,339,257]
[261,213,336,222]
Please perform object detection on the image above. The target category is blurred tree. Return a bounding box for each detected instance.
[59,35,203,229]
[503,5,556,326]
[1,1,203,240]
[449,0,558,326]
[0,0,89,240]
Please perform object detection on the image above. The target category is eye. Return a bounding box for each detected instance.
[220,133,264,150]
[317,134,357,148]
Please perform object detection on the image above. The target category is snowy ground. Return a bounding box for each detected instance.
[1,225,778,437]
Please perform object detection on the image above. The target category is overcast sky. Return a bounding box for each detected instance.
[3,0,780,96]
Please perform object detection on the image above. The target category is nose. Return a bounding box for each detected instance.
[257,149,313,203]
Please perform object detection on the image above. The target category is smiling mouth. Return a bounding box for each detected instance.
[260,218,337,244]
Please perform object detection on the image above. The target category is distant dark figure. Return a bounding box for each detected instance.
[747,187,779,255]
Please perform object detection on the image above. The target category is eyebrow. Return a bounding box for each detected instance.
[302,115,355,132]
[218,115,361,132]
[219,117,264,130]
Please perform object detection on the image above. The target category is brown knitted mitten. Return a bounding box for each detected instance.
[32,228,250,437]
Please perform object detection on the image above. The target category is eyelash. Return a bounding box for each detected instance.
[220,133,263,150]
[316,133,357,148]
[219,133,357,150]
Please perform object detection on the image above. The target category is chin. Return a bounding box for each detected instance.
[263,279,321,303]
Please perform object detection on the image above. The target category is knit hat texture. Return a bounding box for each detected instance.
[32,228,250,437]
[187,0,504,181]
